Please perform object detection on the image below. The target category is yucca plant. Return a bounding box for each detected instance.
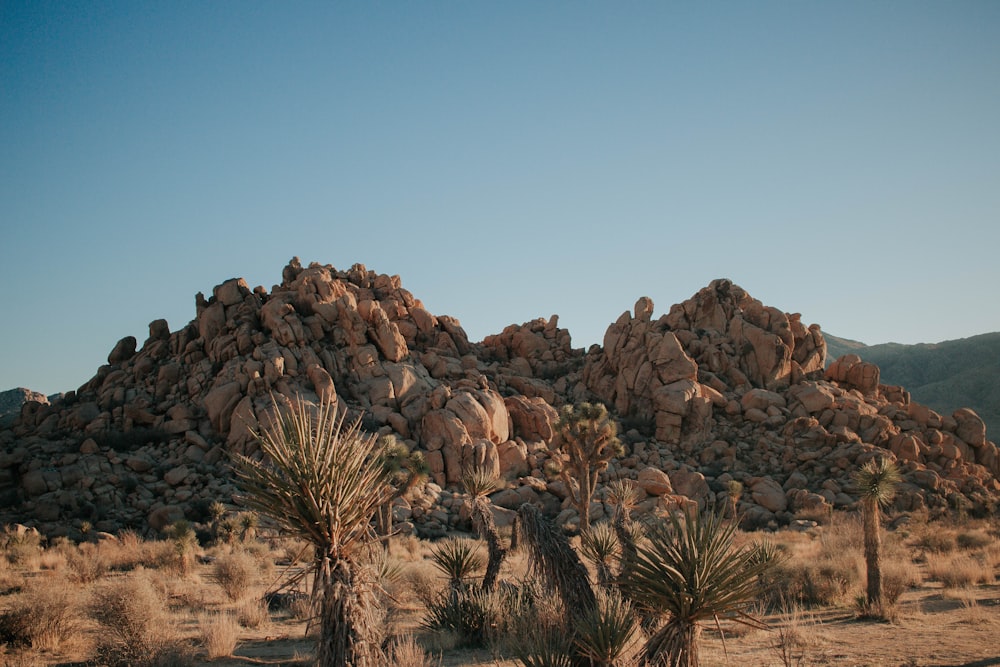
[607,479,641,565]
[430,537,485,590]
[852,456,901,617]
[462,464,507,592]
[574,588,642,667]
[580,521,622,589]
[234,399,394,667]
[619,507,770,667]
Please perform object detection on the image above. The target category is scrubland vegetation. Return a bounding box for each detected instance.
[0,510,996,666]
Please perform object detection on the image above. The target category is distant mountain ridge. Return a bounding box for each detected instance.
[824,332,1000,439]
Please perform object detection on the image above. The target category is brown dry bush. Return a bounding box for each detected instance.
[90,570,192,667]
[198,612,240,659]
[386,634,435,667]
[66,542,110,584]
[0,526,42,569]
[235,597,270,629]
[925,552,995,588]
[956,529,993,551]
[0,576,81,651]
[211,550,259,600]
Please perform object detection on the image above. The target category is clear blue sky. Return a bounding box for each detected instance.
[2,2,999,396]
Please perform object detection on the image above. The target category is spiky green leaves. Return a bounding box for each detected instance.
[852,456,901,508]
[461,464,501,498]
[574,589,642,667]
[620,508,769,666]
[430,537,485,588]
[234,400,394,560]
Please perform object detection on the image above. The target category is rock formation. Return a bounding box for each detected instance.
[1,265,997,539]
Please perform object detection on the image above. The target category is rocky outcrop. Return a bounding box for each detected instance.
[1,267,997,539]
[0,388,51,427]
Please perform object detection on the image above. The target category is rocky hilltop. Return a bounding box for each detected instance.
[0,388,50,428]
[1,259,997,538]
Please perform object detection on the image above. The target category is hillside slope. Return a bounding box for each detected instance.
[2,261,998,538]
[825,333,1000,438]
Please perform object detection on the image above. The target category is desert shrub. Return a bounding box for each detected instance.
[66,543,110,583]
[914,530,956,554]
[389,533,425,562]
[402,559,441,607]
[199,612,240,659]
[881,558,921,607]
[236,597,270,629]
[90,570,190,667]
[507,596,576,667]
[765,557,859,608]
[956,529,993,551]
[0,526,42,568]
[422,584,526,648]
[0,577,80,650]
[212,550,258,600]
[385,635,434,667]
[926,553,995,588]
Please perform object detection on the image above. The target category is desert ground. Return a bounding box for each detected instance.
[1,512,998,667]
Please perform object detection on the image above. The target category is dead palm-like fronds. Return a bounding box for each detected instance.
[462,465,507,592]
[619,507,770,667]
[514,503,597,627]
[234,398,393,667]
[580,521,622,589]
[852,456,901,617]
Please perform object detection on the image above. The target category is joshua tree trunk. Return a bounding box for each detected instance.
[863,495,883,612]
[470,496,507,592]
[315,557,384,667]
[571,466,595,530]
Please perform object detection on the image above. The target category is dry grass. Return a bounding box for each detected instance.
[925,552,995,588]
[211,550,259,600]
[199,612,240,659]
[0,575,82,651]
[235,597,271,629]
[387,634,435,667]
[89,569,190,666]
[0,514,996,667]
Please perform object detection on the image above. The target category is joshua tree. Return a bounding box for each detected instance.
[606,478,641,566]
[234,399,393,667]
[550,402,624,530]
[461,465,507,592]
[852,455,901,616]
[619,507,770,667]
[375,434,429,538]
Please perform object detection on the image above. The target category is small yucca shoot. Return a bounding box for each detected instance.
[430,537,485,589]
